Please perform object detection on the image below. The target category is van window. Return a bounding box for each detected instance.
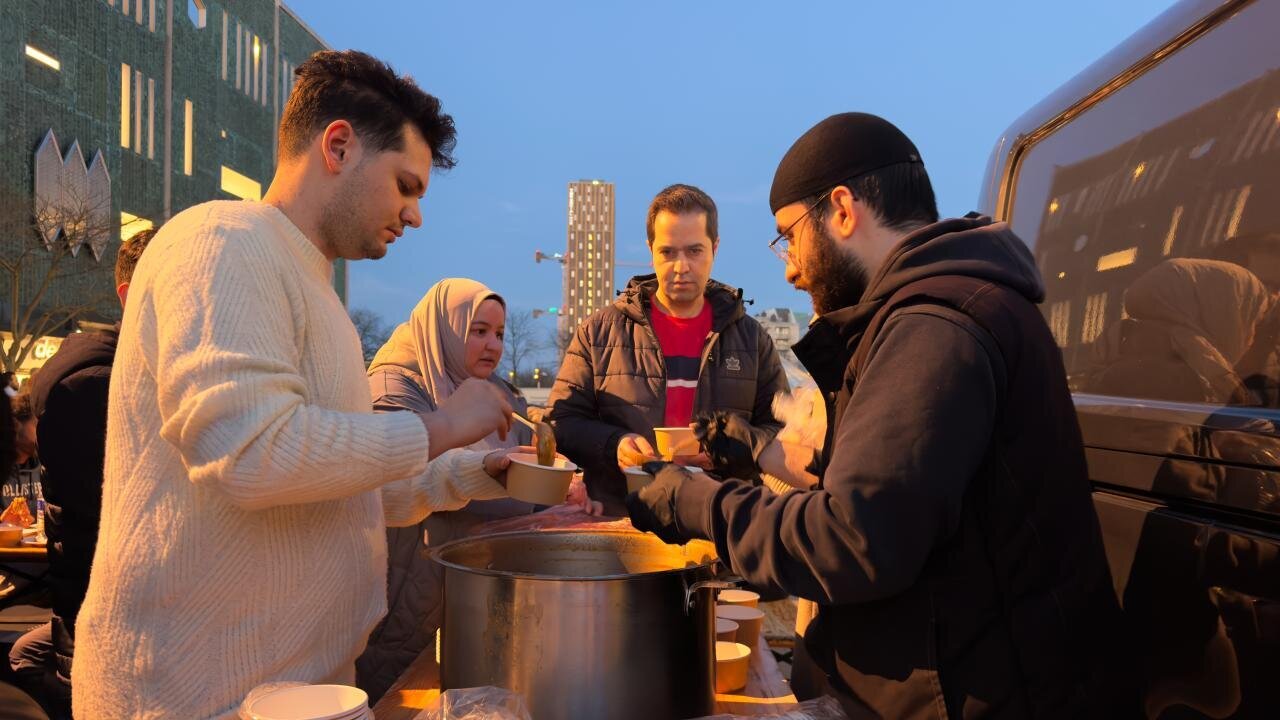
[1010,0,1280,413]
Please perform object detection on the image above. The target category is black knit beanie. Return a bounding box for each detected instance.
[769,112,923,214]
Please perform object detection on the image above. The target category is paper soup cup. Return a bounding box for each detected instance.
[623,465,654,493]
[714,641,751,693]
[715,618,740,642]
[505,453,577,506]
[654,426,698,460]
[718,589,760,608]
[716,604,764,647]
[625,465,705,494]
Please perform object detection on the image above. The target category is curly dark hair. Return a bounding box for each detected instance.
[279,50,457,169]
[116,226,158,288]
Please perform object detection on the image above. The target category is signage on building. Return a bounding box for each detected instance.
[0,331,65,376]
[33,129,112,260]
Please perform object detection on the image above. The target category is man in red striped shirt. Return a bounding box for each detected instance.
[548,184,788,514]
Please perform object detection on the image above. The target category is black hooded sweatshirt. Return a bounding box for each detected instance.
[29,328,118,682]
[674,217,1134,718]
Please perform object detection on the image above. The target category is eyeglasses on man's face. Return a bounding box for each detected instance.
[768,194,829,262]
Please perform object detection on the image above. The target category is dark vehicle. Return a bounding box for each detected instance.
[979,1,1280,717]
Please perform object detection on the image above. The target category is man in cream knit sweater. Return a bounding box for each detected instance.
[71,51,516,719]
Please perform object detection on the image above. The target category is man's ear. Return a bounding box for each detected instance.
[830,186,858,241]
[320,120,357,175]
[711,238,720,256]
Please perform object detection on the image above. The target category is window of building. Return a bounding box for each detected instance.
[133,69,142,152]
[235,21,242,90]
[24,45,60,72]
[146,78,156,159]
[184,100,194,176]
[120,212,153,241]
[252,35,260,100]
[120,63,131,149]
[188,0,206,28]
[220,165,261,201]
[220,12,228,80]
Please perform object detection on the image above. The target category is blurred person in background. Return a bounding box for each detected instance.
[7,227,156,719]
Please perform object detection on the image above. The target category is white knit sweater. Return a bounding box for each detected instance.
[71,201,507,719]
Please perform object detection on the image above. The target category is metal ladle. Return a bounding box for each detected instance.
[512,412,557,467]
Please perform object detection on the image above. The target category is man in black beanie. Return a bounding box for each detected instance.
[627,113,1134,717]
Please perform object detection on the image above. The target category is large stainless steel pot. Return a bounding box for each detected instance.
[431,529,733,720]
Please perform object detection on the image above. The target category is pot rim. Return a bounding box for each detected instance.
[429,528,721,582]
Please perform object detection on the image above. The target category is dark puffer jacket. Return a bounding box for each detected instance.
[28,328,118,687]
[548,275,788,515]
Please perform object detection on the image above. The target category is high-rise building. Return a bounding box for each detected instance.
[2,0,332,381]
[561,179,615,336]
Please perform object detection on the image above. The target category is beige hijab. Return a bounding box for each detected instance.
[369,278,521,450]
[1124,258,1271,403]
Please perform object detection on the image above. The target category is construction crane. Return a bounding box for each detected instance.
[534,250,648,268]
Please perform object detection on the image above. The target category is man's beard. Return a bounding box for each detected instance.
[319,168,384,260]
[805,223,870,315]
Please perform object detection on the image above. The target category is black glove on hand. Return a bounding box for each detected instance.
[626,461,698,545]
[693,411,761,483]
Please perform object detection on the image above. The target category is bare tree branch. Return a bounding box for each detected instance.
[0,183,118,374]
[502,308,540,384]
[349,307,392,365]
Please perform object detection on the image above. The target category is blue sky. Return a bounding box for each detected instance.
[300,0,1175,360]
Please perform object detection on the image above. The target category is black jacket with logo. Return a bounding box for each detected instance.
[548,275,788,515]
[677,218,1135,718]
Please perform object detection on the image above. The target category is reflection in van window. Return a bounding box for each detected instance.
[1009,0,1280,407]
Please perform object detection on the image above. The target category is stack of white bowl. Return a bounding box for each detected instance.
[244,684,371,720]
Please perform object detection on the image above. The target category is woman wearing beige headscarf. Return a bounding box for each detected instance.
[356,278,582,700]
[1095,258,1270,405]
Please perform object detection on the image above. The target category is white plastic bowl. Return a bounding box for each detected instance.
[247,684,369,720]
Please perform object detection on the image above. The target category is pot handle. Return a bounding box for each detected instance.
[684,576,743,614]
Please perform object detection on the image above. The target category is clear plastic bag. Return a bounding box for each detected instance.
[692,694,848,720]
[415,686,531,720]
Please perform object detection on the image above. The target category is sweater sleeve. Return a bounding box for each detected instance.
[364,370,509,527]
[149,224,433,511]
[679,308,999,603]
[381,447,508,527]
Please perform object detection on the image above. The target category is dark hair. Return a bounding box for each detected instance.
[116,226,158,287]
[11,392,33,423]
[646,184,718,246]
[806,162,938,233]
[279,50,457,169]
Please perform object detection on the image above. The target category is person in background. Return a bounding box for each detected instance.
[72,50,518,719]
[628,113,1133,717]
[548,184,788,515]
[0,384,50,720]
[7,227,156,719]
[5,392,39,504]
[356,278,601,702]
[9,393,36,470]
